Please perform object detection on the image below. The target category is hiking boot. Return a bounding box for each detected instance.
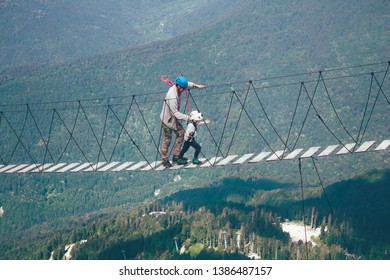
[192,158,202,165]
[162,161,172,168]
[177,158,188,165]
[173,156,187,164]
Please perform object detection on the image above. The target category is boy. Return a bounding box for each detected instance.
[177,110,210,165]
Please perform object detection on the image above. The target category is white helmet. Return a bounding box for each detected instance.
[190,110,203,121]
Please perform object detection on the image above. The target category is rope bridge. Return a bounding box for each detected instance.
[0,61,389,174]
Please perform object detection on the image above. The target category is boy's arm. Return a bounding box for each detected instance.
[198,119,211,125]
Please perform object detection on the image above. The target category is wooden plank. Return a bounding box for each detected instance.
[141,161,162,171]
[300,146,321,158]
[56,163,81,173]
[126,161,147,171]
[18,164,42,173]
[355,141,375,153]
[97,162,122,172]
[217,155,238,166]
[83,162,108,172]
[110,162,134,172]
[233,153,254,164]
[5,164,30,173]
[70,163,92,172]
[31,163,54,172]
[318,145,338,157]
[185,158,207,169]
[248,152,271,163]
[283,149,303,160]
[0,165,17,173]
[337,143,356,155]
[375,139,390,151]
[44,163,68,172]
[266,150,284,161]
[201,157,222,167]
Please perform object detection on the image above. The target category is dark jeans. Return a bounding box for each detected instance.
[179,139,201,159]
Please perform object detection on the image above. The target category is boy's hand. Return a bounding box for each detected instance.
[204,119,211,125]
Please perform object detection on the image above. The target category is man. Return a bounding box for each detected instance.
[160,76,206,167]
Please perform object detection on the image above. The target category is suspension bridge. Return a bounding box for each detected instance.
[0,61,389,175]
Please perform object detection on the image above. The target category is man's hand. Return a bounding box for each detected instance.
[194,84,206,89]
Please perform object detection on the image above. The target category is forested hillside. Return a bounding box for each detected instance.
[2,169,388,260]
[0,0,389,260]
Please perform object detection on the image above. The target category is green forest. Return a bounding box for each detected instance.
[1,169,389,260]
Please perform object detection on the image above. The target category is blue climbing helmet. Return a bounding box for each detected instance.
[175,76,188,89]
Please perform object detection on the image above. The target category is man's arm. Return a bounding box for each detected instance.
[166,96,189,121]
[188,82,206,89]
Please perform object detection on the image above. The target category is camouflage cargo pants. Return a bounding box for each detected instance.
[161,122,185,163]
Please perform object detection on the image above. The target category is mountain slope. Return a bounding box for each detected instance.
[3,168,388,260]
[73,168,390,260]
[0,0,242,71]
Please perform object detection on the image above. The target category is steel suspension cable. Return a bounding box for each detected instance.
[311,157,352,256]
[226,83,251,157]
[55,106,92,166]
[291,75,321,151]
[250,81,290,152]
[108,105,154,169]
[302,82,352,151]
[79,100,109,163]
[133,96,161,158]
[155,118,164,165]
[284,83,304,152]
[2,109,38,166]
[230,87,278,156]
[1,61,388,110]
[358,72,387,146]
[43,109,56,164]
[26,105,56,164]
[215,90,235,159]
[355,74,375,145]
[298,158,309,260]
[97,105,110,164]
[373,61,390,104]
[319,72,357,143]
[107,101,133,163]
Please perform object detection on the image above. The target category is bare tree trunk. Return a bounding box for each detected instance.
[310,207,315,228]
